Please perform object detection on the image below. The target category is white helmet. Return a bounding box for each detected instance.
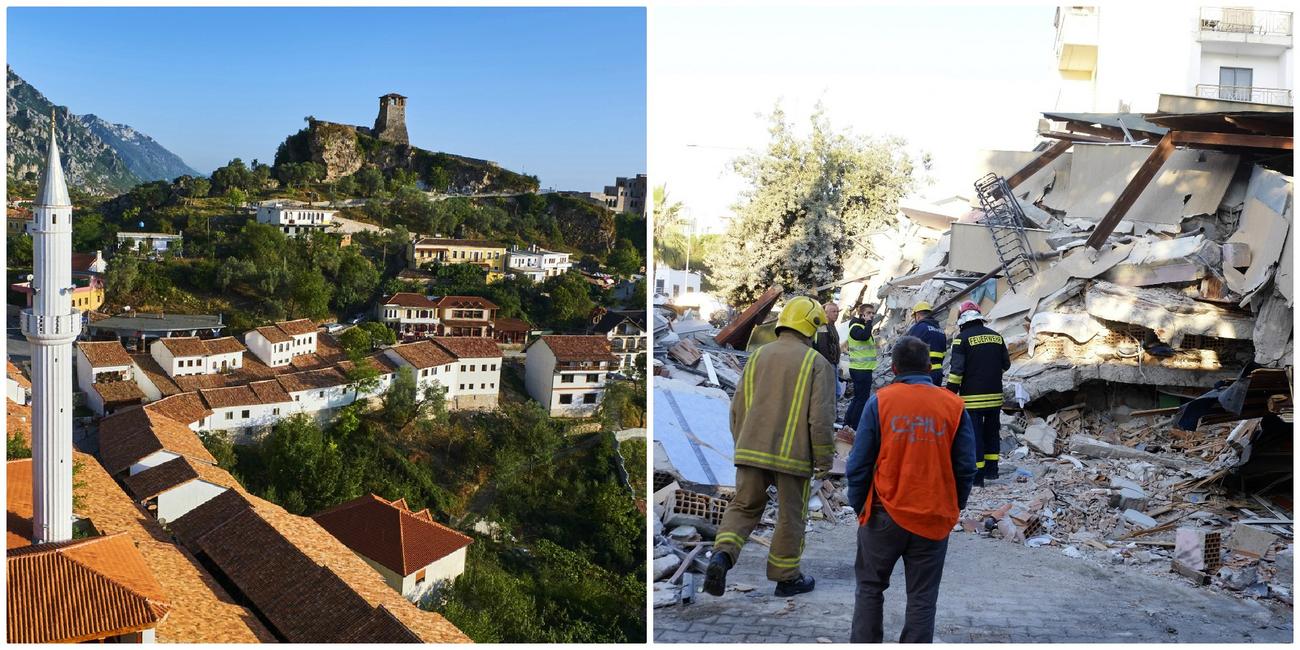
[957,306,984,327]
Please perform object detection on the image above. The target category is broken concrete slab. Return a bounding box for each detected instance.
[1124,509,1158,529]
[1222,242,1251,269]
[1229,523,1279,559]
[1110,487,1149,512]
[1084,279,1255,347]
[1027,312,1105,356]
[1068,435,1190,470]
[1100,235,1221,287]
[987,244,1132,321]
[654,387,737,488]
[1022,419,1058,455]
[948,222,1054,274]
[654,554,683,581]
[1252,288,1293,367]
[1223,196,1289,299]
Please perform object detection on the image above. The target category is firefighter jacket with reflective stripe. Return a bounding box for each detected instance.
[729,330,837,478]
[945,321,1011,410]
[844,374,977,541]
[846,317,877,371]
[906,317,948,372]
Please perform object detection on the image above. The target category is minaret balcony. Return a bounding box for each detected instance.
[20,309,83,341]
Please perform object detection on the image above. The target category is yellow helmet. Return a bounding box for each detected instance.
[912,301,933,314]
[776,296,827,338]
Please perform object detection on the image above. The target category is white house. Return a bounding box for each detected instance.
[506,244,573,282]
[275,367,355,414]
[244,319,318,367]
[150,336,245,378]
[116,231,182,256]
[121,455,232,525]
[383,338,503,410]
[256,202,337,237]
[75,341,144,415]
[1053,4,1294,113]
[590,310,646,373]
[378,293,441,337]
[195,380,293,435]
[653,267,702,300]
[6,361,30,406]
[523,335,617,417]
[313,494,473,603]
[338,352,402,401]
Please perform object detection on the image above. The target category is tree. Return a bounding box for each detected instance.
[542,271,597,330]
[261,415,359,514]
[7,233,33,269]
[607,239,642,277]
[384,366,419,428]
[104,254,141,299]
[598,379,646,429]
[331,251,380,313]
[357,167,385,197]
[710,104,915,303]
[226,187,247,212]
[287,267,332,319]
[211,158,253,195]
[652,185,684,242]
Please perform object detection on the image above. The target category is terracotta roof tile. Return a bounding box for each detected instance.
[413,237,504,249]
[276,368,349,393]
[313,494,473,577]
[383,292,439,308]
[129,355,182,397]
[174,374,228,392]
[199,380,290,409]
[122,456,200,501]
[7,401,31,450]
[99,403,216,476]
[203,337,246,355]
[7,361,31,390]
[143,393,211,426]
[92,380,145,405]
[252,325,292,344]
[337,352,402,377]
[6,456,274,642]
[77,341,133,368]
[433,295,499,310]
[7,533,172,643]
[390,341,456,369]
[538,335,619,363]
[158,337,209,358]
[277,319,318,336]
[225,356,281,382]
[493,317,531,332]
[432,336,502,360]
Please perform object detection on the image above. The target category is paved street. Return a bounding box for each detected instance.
[654,520,1293,643]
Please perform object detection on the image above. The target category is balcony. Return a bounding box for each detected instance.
[1195,83,1293,106]
[1198,7,1292,53]
[1054,6,1099,72]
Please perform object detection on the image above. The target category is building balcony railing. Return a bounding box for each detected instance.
[1200,7,1293,37]
[1195,83,1293,106]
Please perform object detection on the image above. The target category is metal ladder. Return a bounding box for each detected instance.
[974,173,1037,292]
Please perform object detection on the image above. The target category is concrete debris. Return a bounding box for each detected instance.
[1230,523,1279,560]
[654,554,683,581]
[1021,419,1058,455]
[1123,509,1158,529]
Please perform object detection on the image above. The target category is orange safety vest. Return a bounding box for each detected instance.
[858,382,966,541]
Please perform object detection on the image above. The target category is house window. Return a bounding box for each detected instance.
[459,384,465,390]
[469,365,476,372]
[491,364,497,371]
[226,412,234,420]
[460,364,466,372]
[480,383,485,389]
[561,374,574,384]
[273,408,280,415]
[559,394,573,404]
[587,374,599,383]
[1219,66,1253,101]
[318,391,324,398]
[241,409,250,418]
[415,568,427,586]
[583,393,598,404]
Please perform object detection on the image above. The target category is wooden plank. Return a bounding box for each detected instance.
[1172,131,1294,150]
[1036,130,1116,144]
[714,284,783,350]
[1085,132,1176,250]
[1007,139,1073,189]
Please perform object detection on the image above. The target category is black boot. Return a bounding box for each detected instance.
[703,552,732,597]
[774,573,815,597]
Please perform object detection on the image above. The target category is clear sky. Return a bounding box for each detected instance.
[8,6,646,191]
[652,4,1059,232]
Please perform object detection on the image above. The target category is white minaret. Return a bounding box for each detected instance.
[21,111,82,544]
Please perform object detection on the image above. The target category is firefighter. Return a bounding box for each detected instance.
[946,301,1010,485]
[704,296,836,598]
[843,302,878,430]
[906,301,948,386]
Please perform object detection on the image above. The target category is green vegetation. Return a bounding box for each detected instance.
[203,394,645,643]
[7,432,31,459]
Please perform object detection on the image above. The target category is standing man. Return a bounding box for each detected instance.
[843,303,878,431]
[845,336,977,643]
[705,296,836,598]
[813,301,844,405]
[906,301,948,386]
[946,301,1010,485]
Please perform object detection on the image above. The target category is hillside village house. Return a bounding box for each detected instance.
[384,338,503,410]
[378,293,498,338]
[117,231,182,257]
[407,237,508,281]
[506,244,573,282]
[7,205,31,235]
[150,336,246,377]
[256,202,337,237]
[75,341,145,415]
[11,251,109,313]
[314,494,474,603]
[590,309,646,373]
[654,267,702,300]
[244,319,319,367]
[524,335,617,417]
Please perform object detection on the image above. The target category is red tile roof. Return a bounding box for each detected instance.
[276,367,349,393]
[158,337,209,358]
[433,295,499,310]
[203,337,246,355]
[413,237,504,248]
[174,374,228,392]
[432,336,502,360]
[493,317,531,332]
[313,494,473,577]
[538,335,619,363]
[252,325,292,344]
[77,341,133,368]
[383,292,439,308]
[389,341,455,369]
[143,393,211,426]
[129,355,182,397]
[92,380,145,405]
[98,402,216,476]
[7,533,172,643]
[277,319,318,336]
[199,380,290,409]
[71,252,102,274]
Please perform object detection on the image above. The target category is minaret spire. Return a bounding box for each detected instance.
[22,103,81,544]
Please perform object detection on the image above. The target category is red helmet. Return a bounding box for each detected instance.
[959,301,981,314]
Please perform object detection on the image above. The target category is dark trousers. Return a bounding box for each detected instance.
[969,407,1002,481]
[845,368,873,431]
[851,507,949,643]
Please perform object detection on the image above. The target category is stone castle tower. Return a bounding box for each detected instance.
[373,93,409,145]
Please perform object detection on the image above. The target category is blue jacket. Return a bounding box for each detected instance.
[906,317,948,377]
[845,372,977,515]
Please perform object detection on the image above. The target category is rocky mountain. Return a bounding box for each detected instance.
[82,113,199,183]
[7,67,197,195]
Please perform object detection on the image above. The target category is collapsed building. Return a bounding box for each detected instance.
[652,108,1293,609]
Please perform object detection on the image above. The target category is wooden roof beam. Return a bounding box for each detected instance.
[1008,139,1073,189]
[1085,132,1176,250]
[1172,131,1294,150]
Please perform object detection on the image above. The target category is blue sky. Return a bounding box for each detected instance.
[8,6,646,191]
